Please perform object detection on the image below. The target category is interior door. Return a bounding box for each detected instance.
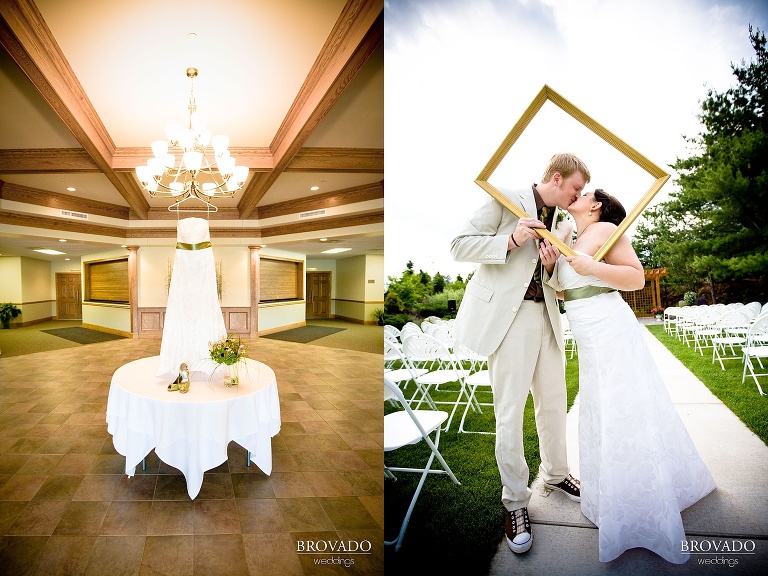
[56,273,82,319]
[306,272,331,318]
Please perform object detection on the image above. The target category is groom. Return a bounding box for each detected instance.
[450,153,587,554]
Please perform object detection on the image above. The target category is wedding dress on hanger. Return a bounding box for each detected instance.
[156,217,227,377]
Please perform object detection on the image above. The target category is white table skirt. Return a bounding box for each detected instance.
[106,356,281,499]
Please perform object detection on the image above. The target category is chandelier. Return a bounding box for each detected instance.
[135,67,249,212]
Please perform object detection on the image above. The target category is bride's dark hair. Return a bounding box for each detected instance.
[594,189,626,226]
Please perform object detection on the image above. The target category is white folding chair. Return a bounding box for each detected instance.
[711,310,751,370]
[384,376,460,551]
[742,314,768,396]
[384,325,401,341]
[457,369,495,435]
[692,307,726,355]
[402,333,474,431]
[384,334,402,369]
[399,322,422,343]
[744,301,763,318]
[453,341,488,374]
[673,305,697,340]
[384,340,435,410]
[680,306,705,345]
[562,315,577,359]
[428,323,455,354]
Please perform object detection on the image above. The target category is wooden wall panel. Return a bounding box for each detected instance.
[260,258,302,301]
[86,258,129,303]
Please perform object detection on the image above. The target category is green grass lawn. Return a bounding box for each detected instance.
[384,357,580,575]
[646,324,768,443]
[385,326,768,574]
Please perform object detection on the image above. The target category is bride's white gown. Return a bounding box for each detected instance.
[552,254,716,564]
[156,218,227,377]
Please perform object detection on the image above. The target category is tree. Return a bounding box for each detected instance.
[432,272,446,294]
[635,26,768,302]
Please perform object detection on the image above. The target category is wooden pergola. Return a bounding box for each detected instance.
[619,268,668,317]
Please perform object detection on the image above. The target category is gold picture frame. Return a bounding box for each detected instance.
[475,85,670,261]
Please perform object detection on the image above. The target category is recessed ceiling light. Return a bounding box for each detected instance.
[310,186,319,191]
[319,238,328,242]
[120,245,128,248]
[321,248,351,254]
[64,258,70,261]
[59,239,67,242]
[34,249,66,255]
[66,187,76,191]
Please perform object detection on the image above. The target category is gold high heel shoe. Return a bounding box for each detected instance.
[167,363,190,392]
[178,363,190,394]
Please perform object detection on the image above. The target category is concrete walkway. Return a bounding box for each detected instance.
[487,321,768,575]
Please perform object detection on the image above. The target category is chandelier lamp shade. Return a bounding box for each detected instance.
[135,67,249,211]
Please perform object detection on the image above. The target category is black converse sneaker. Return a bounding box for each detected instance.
[505,507,532,553]
[545,474,581,502]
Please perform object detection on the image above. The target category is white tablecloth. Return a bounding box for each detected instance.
[106,356,281,499]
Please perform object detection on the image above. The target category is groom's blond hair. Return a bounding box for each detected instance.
[541,153,591,184]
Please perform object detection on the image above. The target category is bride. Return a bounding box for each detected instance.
[539,189,716,564]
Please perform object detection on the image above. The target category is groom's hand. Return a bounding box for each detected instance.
[509,218,546,249]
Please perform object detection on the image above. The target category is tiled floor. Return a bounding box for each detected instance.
[0,334,383,575]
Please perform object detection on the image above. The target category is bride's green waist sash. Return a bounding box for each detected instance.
[563,286,617,302]
[176,241,211,250]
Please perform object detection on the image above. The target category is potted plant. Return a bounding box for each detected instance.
[0,303,21,329]
[372,308,385,326]
[651,306,665,321]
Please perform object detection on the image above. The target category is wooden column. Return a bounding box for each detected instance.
[127,246,139,338]
[249,246,261,338]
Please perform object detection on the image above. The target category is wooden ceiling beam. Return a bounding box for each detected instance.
[236,0,383,218]
[111,147,275,172]
[286,147,383,173]
[0,148,100,172]
[254,180,383,220]
[0,0,150,218]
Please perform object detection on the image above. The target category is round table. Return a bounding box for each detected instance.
[106,356,281,499]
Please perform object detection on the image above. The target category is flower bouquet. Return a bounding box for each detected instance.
[651,306,665,320]
[209,334,248,386]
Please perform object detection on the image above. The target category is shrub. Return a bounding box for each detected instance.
[384,292,405,314]
[383,313,415,329]
[416,287,464,319]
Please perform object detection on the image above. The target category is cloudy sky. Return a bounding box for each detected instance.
[384,0,768,280]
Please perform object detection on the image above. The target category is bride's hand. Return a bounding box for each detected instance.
[565,254,600,276]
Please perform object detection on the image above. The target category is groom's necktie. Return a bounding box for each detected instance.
[525,206,553,301]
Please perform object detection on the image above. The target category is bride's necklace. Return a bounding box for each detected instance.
[576,221,594,238]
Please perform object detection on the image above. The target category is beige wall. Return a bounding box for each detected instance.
[21,257,54,322]
[334,255,384,324]
[364,254,384,322]
[0,256,54,325]
[0,257,23,303]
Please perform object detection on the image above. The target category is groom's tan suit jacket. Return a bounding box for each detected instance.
[450,187,573,357]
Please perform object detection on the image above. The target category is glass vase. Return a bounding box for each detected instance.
[225,362,240,387]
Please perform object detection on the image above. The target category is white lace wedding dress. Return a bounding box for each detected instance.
[156,218,227,377]
[552,254,716,563]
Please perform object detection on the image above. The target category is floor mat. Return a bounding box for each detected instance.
[262,325,345,343]
[41,327,126,344]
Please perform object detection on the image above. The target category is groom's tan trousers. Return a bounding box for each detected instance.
[488,300,569,512]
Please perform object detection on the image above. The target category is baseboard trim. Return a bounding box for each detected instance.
[82,322,132,338]
[257,321,306,336]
